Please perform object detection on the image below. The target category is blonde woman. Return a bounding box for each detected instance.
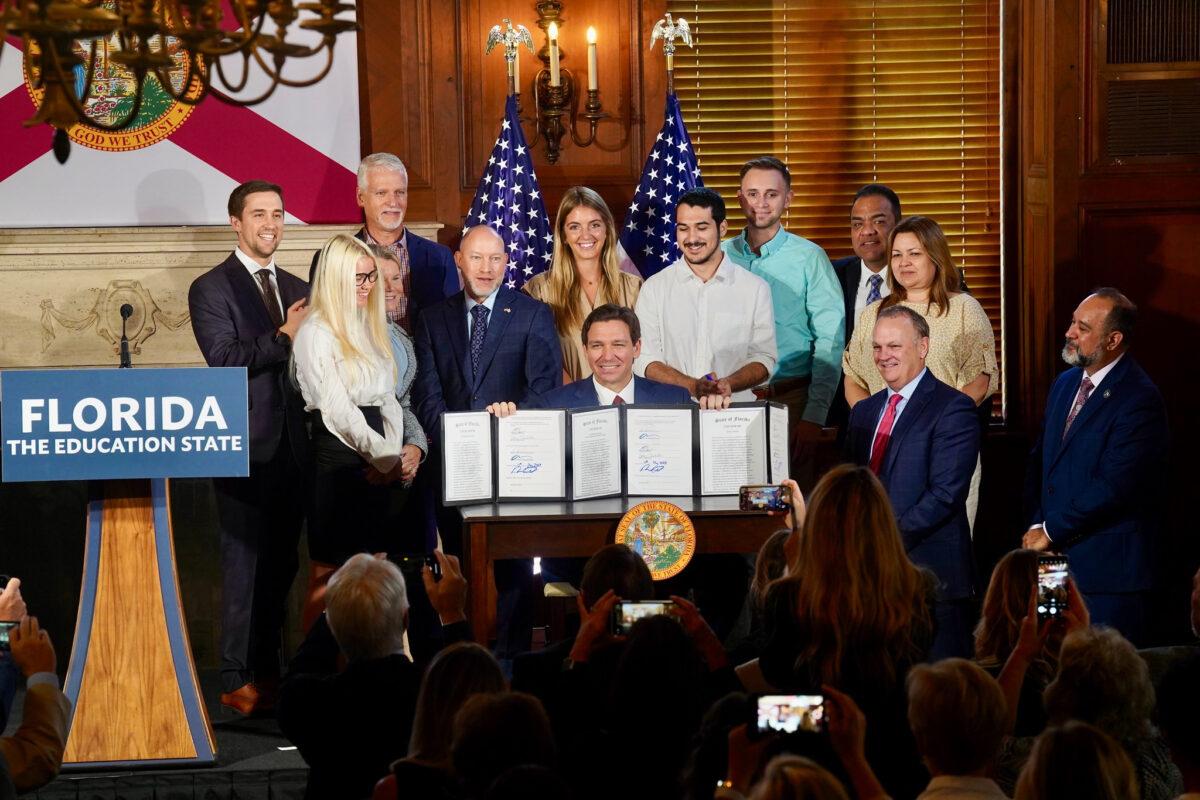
[294,233,403,628]
[523,186,641,381]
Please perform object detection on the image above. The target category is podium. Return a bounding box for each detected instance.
[1,367,250,769]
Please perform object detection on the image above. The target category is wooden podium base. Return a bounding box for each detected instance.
[62,478,215,768]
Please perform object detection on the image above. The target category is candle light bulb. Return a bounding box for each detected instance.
[548,22,558,40]
[587,26,597,44]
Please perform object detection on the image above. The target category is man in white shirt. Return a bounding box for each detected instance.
[635,188,777,402]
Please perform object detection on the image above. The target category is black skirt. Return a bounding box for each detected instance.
[307,407,395,565]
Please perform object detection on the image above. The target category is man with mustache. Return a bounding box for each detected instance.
[1022,288,1168,644]
[847,304,980,659]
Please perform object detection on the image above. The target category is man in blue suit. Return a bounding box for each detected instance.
[189,180,310,714]
[309,152,459,333]
[1022,289,1168,645]
[412,224,562,656]
[848,305,980,659]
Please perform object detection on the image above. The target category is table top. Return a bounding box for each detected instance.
[459,494,780,522]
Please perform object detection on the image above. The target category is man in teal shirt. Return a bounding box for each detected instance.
[723,156,845,488]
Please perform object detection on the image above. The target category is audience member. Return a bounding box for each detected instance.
[973,550,1058,735]
[635,187,777,403]
[997,626,1182,799]
[746,755,850,800]
[1022,288,1169,645]
[722,157,845,480]
[682,692,753,800]
[277,551,470,799]
[756,464,935,797]
[524,187,642,383]
[1013,722,1138,800]
[0,617,71,797]
[451,692,556,800]
[1156,651,1200,798]
[906,659,1008,798]
[294,234,405,630]
[373,642,506,800]
[0,577,26,731]
[412,224,562,657]
[485,765,572,800]
[188,179,309,715]
[846,304,980,659]
[842,215,993,536]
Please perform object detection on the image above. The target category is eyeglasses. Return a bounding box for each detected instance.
[354,270,378,287]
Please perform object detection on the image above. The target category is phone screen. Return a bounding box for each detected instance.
[756,694,826,735]
[0,621,17,652]
[739,485,791,512]
[611,601,673,635]
[1037,556,1069,621]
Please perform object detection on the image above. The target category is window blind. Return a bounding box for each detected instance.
[669,0,1003,412]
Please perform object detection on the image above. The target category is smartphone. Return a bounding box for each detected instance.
[0,621,18,652]
[1036,555,1069,623]
[389,553,441,578]
[610,600,675,635]
[753,693,827,737]
[739,485,791,512]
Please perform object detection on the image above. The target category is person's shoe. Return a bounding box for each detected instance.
[220,682,267,716]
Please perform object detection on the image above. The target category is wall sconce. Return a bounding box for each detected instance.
[528,1,606,164]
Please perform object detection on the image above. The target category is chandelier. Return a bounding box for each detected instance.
[0,0,356,161]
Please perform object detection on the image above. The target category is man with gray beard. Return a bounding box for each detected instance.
[1022,288,1168,645]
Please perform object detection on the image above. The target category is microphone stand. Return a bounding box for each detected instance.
[119,304,133,369]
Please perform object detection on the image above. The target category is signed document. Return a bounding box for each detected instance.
[768,402,790,483]
[699,405,769,495]
[442,411,494,504]
[496,409,567,499]
[569,407,622,500]
[625,407,694,496]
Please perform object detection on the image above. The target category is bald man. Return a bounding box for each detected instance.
[411,225,562,656]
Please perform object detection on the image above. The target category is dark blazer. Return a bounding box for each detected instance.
[412,286,562,443]
[277,614,471,800]
[308,228,459,316]
[1023,356,1168,595]
[188,253,308,463]
[830,255,864,346]
[848,370,980,600]
[539,374,692,409]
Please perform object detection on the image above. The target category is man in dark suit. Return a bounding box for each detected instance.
[188,180,310,715]
[308,152,459,332]
[848,305,980,659]
[830,184,901,348]
[412,224,562,656]
[1022,288,1168,645]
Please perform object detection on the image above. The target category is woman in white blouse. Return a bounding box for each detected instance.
[293,233,403,628]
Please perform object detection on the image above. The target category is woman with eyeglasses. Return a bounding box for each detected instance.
[293,233,404,628]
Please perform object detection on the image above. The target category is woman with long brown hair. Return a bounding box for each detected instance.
[523,186,641,382]
[755,463,935,798]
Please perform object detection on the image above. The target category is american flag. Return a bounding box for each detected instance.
[617,93,704,278]
[462,95,553,290]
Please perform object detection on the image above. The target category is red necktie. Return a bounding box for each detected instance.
[612,395,625,405]
[869,393,904,474]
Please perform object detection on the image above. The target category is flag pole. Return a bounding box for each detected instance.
[485,18,534,102]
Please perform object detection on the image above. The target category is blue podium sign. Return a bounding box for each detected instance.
[2,367,250,482]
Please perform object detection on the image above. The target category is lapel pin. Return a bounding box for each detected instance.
[1103,389,1111,399]
[503,307,511,313]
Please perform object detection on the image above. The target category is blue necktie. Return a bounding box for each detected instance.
[470,304,490,377]
[866,273,883,306]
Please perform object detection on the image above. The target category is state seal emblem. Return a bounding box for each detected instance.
[615,500,697,581]
[22,3,203,153]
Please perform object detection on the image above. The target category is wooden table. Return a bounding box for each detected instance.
[458,496,784,644]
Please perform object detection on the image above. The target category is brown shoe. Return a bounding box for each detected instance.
[220,682,266,716]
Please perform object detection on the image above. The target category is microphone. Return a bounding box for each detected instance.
[119,304,133,369]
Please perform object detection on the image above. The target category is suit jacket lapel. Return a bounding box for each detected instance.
[222,256,276,332]
[471,287,517,390]
[1055,358,1130,461]
[843,259,861,324]
[882,372,934,476]
[854,391,886,465]
[439,298,472,390]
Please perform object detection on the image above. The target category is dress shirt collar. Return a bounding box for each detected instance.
[363,227,408,253]
[234,247,276,276]
[887,366,928,405]
[731,225,788,258]
[593,375,635,405]
[1084,351,1124,389]
[859,259,888,286]
[464,287,500,315]
[673,253,735,284]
